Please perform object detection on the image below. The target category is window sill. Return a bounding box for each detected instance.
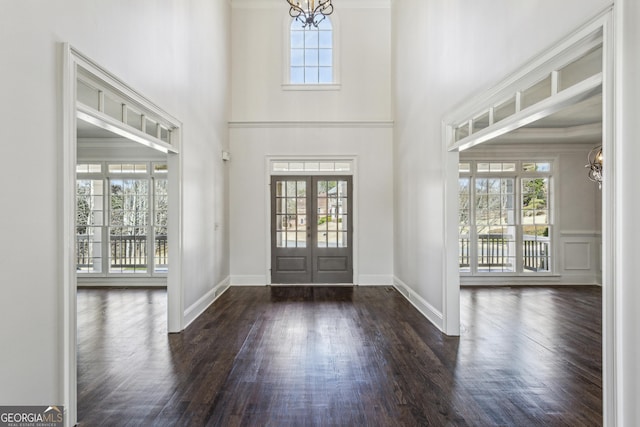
[282,83,341,91]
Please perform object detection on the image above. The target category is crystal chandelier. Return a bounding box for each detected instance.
[286,0,334,28]
[585,145,603,189]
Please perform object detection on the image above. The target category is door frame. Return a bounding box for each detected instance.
[62,44,184,426]
[270,175,354,284]
[442,7,616,426]
[264,156,359,285]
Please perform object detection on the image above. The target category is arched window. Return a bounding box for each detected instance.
[290,18,333,84]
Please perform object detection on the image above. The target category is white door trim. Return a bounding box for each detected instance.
[441,6,616,426]
[61,44,184,426]
[264,156,359,285]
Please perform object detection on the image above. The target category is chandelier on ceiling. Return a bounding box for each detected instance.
[286,0,334,28]
[585,145,603,189]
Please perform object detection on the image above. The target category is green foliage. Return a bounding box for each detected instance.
[522,178,548,209]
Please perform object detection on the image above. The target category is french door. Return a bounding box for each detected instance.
[271,176,353,284]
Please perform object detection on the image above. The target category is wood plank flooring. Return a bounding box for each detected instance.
[77,285,602,426]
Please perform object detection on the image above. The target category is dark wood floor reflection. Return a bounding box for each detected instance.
[77,285,602,426]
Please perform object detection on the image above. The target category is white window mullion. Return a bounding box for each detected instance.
[515,175,524,274]
[469,172,478,274]
[147,171,155,276]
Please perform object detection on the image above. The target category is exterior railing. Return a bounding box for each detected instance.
[76,234,168,270]
[522,235,549,271]
[459,234,550,272]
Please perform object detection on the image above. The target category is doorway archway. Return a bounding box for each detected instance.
[442,9,615,426]
[62,44,184,426]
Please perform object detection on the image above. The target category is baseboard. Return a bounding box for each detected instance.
[230,275,267,286]
[357,274,393,286]
[184,276,231,328]
[393,276,444,331]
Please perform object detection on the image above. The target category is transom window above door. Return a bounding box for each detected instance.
[271,159,352,173]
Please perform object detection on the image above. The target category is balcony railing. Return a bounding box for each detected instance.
[459,234,550,272]
[76,234,168,271]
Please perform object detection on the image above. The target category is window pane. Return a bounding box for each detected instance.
[305,30,319,47]
[126,107,143,131]
[455,123,469,141]
[319,49,332,66]
[338,231,348,248]
[319,162,334,171]
[291,31,304,48]
[522,75,552,110]
[559,46,602,91]
[472,111,490,133]
[76,226,102,273]
[160,126,170,143]
[305,49,319,66]
[319,31,332,48]
[305,67,318,83]
[108,163,148,174]
[477,226,516,272]
[536,162,551,172]
[273,162,289,172]
[477,163,490,173]
[319,67,332,83]
[317,18,332,30]
[104,95,122,121]
[154,231,168,273]
[494,96,516,122]
[459,228,470,272]
[522,178,549,224]
[523,226,550,272]
[290,18,332,85]
[77,80,100,110]
[291,67,304,84]
[153,163,168,174]
[145,118,157,138]
[291,49,304,66]
[109,227,147,273]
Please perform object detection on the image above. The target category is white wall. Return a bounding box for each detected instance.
[229,0,393,285]
[392,0,610,323]
[0,0,230,408]
[231,0,391,122]
[229,126,394,285]
[460,145,602,285]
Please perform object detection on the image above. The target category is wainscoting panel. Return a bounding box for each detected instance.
[564,242,591,270]
[559,231,601,284]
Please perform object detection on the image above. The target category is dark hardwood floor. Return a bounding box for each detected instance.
[77,285,602,426]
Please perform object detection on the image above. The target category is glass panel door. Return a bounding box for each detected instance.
[271,175,353,284]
